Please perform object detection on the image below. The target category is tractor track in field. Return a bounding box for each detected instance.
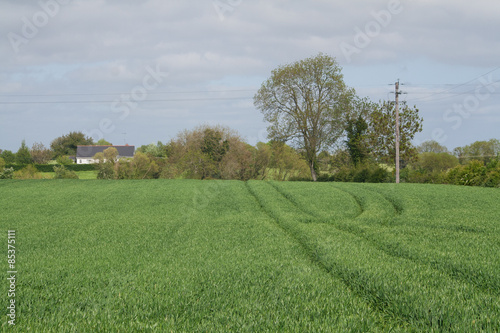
[244,181,413,330]
[266,181,500,298]
[243,181,331,275]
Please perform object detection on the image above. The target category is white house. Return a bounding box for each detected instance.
[76,145,135,164]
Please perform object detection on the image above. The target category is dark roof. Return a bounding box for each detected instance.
[76,145,135,158]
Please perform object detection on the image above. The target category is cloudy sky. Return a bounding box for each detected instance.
[1,0,499,152]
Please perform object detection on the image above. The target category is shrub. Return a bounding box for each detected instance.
[0,167,14,179]
[56,155,74,165]
[53,165,79,179]
[315,164,390,183]
[446,160,487,186]
[13,165,43,179]
[483,170,500,188]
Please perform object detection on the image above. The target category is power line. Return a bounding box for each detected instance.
[0,96,253,105]
[0,88,258,98]
[404,67,500,103]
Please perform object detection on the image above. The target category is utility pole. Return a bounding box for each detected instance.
[395,80,400,184]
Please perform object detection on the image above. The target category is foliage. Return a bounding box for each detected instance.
[446,159,500,187]
[103,147,119,163]
[411,152,459,173]
[94,151,115,180]
[254,53,356,181]
[137,141,167,158]
[16,140,32,165]
[30,142,53,164]
[56,155,74,165]
[418,140,449,153]
[13,164,42,179]
[0,157,5,170]
[53,165,79,179]
[453,138,500,164]
[0,167,14,179]
[96,138,112,145]
[317,164,390,183]
[367,100,423,166]
[345,114,369,166]
[400,168,447,184]
[50,131,94,157]
[0,150,16,164]
[116,152,159,179]
[248,142,272,180]
[267,141,310,181]
[166,125,258,180]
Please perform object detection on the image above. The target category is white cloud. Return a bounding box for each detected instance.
[1,0,499,150]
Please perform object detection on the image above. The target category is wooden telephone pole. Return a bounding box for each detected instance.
[395,80,401,184]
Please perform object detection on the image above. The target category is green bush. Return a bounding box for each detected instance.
[53,165,79,179]
[13,165,43,179]
[56,155,74,165]
[316,165,390,183]
[400,168,446,184]
[66,164,96,172]
[35,164,58,172]
[0,167,14,179]
[5,163,96,172]
[444,159,500,187]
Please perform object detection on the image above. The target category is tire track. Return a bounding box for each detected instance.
[244,181,413,330]
[273,182,500,298]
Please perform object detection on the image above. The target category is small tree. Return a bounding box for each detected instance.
[94,151,115,179]
[103,147,119,163]
[56,155,74,165]
[345,115,369,167]
[51,131,94,157]
[0,150,16,164]
[250,142,272,180]
[31,142,53,164]
[268,141,310,181]
[96,138,112,145]
[367,101,423,166]
[16,140,32,165]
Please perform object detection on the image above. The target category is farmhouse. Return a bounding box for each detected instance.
[76,145,135,164]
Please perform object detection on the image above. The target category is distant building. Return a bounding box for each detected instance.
[76,145,135,164]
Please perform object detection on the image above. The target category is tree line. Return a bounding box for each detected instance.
[1,54,499,186]
[1,127,499,187]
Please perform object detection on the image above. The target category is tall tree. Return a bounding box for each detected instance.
[51,131,94,157]
[367,100,423,166]
[254,53,355,181]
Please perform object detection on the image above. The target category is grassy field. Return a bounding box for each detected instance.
[1,180,499,332]
[40,171,98,179]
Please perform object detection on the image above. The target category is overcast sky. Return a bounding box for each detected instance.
[1,0,499,152]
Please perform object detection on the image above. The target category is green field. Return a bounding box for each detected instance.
[1,180,499,332]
